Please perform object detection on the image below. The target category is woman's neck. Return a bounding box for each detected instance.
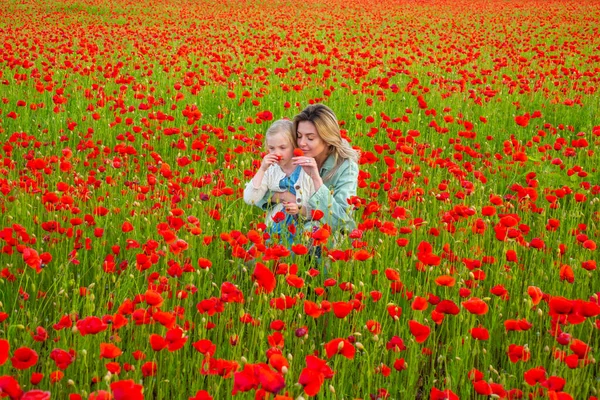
[314,151,329,170]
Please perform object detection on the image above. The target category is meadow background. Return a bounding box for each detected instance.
[0,0,599,398]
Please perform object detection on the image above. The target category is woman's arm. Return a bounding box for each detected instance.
[307,161,358,231]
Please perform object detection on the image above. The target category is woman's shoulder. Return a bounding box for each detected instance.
[335,158,359,176]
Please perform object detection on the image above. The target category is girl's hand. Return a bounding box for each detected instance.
[260,153,280,171]
[283,201,300,215]
[272,191,296,204]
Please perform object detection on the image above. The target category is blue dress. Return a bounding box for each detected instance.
[268,166,301,244]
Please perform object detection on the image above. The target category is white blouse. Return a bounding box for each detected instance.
[243,164,315,226]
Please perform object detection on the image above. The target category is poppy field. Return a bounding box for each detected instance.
[1,0,599,398]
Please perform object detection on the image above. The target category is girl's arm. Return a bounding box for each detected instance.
[244,154,280,207]
[243,176,269,206]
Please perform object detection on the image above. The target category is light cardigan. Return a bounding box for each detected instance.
[246,155,358,233]
[243,164,315,228]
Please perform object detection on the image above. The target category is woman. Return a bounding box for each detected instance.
[254,104,359,235]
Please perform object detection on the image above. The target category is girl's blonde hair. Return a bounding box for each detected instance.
[264,119,295,149]
[293,104,359,182]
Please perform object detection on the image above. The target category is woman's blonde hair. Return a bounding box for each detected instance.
[264,119,295,149]
[293,104,359,182]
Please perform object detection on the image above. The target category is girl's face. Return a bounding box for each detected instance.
[267,132,294,166]
[296,121,328,160]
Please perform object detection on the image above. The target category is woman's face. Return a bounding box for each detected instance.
[296,121,328,160]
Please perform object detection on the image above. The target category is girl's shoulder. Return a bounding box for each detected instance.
[266,164,285,175]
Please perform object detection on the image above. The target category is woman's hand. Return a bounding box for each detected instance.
[292,156,323,191]
[292,156,318,175]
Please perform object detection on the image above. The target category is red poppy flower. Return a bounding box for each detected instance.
[331,301,353,318]
[11,347,39,370]
[366,320,381,334]
[105,362,121,375]
[462,297,489,315]
[271,211,286,223]
[298,367,325,396]
[470,327,489,341]
[570,339,591,359]
[0,376,22,399]
[99,343,122,359]
[384,268,400,281]
[193,339,216,356]
[189,390,213,400]
[145,289,164,307]
[436,300,460,315]
[408,320,430,343]
[523,366,546,386]
[141,361,158,377]
[559,264,574,283]
[310,210,324,221]
[50,370,64,383]
[269,295,296,310]
[541,376,565,391]
[286,274,304,288]
[411,296,429,311]
[393,358,407,371]
[30,373,43,386]
[50,348,75,370]
[301,355,334,394]
[76,316,108,336]
[22,247,42,273]
[507,344,530,363]
[111,379,143,400]
[430,387,459,400]
[198,258,212,269]
[149,334,167,351]
[549,296,574,315]
[293,148,304,157]
[252,262,276,294]
[386,336,406,352]
[324,338,355,359]
[504,318,532,332]
[230,364,257,394]
[311,226,330,245]
[304,301,323,318]
[88,390,111,400]
[291,244,308,255]
[165,327,188,351]
[527,286,543,305]
[255,364,285,394]
[269,353,289,373]
[387,304,402,320]
[21,389,51,400]
[0,339,9,366]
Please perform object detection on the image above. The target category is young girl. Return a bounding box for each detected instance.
[244,119,314,243]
